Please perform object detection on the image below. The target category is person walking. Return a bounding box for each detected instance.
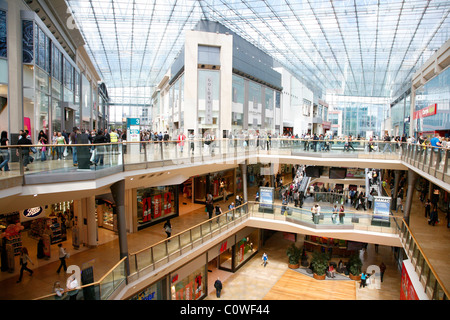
[163,219,172,241]
[379,262,386,282]
[261,252,268,267]
[56,243,68,274]
[0,131,10,171]
[360,272,367,288]
[339,205,345,224]
[17,131,32,171]
[214,277,223,298]
[424,199,431,218]
[17,247,34,283]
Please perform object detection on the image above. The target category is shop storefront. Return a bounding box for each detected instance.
[137,185,178,230]
[193,169,235,203]
[213,227,259,272]
[170,254,207,300]
[95,199,117,232]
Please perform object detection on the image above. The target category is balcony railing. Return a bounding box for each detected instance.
[36,201,406,300]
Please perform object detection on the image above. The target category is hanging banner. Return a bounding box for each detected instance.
[153,194,162,219]
[205,76,213,125]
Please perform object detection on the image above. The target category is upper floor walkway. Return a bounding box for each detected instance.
[1,138,449,214]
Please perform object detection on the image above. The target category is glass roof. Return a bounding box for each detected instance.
[66,0,450,103]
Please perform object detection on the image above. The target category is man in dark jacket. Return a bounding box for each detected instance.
[93,130,108,166]
[214,278,223,298]
[17,132,32,171]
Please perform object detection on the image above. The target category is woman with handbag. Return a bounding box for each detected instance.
[56,243,68,274]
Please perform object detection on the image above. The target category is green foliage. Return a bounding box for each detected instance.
[286,243,302,265]
[348,253,363,275]
[311,251,330,276]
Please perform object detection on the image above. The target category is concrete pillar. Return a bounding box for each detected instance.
[85,196,97,248]
[6,0,24,134]
[403,169,419,225]
[391,170,401,211]
[110,179,130,276]
[240,161,248,203]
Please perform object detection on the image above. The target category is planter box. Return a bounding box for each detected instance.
[313,273,326,280]
[288,263,299,269]
[349,273,361,281]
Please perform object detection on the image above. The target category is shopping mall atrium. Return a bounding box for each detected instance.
[0,0,449,304]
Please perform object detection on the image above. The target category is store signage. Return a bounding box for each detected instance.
[413,103,437,119]
[205,76,213,125]
[259,187,274,210]
[20,206,46,222]
[153,194,162,218]
[219,241,228,253]
[373,196,391,222]
[23,207,43,218]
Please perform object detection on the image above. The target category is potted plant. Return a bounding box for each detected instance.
[286,243,302,269]
[348,253,363,280]
[311,251,329,280]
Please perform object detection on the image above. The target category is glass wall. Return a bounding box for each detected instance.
[232,74,244,131]
[81,73,91,129]
[414,66,450,136]
[264,88,274,132]
[248,81,262,130]
[136,186,177,229]
[391,94,411,137]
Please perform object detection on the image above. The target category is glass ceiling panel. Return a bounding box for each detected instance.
[66,0,450,103]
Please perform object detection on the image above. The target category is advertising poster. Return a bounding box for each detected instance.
[164,192,172,215]
[176,288,184,300]
[400,261,419,300]
[184,282,193,300]
[239,244,245,262]
[153,194,162,219]
[213,180,219,198]
[142,197,151,222]
[195,275,202,299]
[373,196,391,222]
[259,187,274,212]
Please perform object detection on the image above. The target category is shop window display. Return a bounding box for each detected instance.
[234,230,259,269]
[171,266,205,300]
[137,186,177,228]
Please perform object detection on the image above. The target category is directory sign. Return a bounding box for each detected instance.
[127,118,140,142]
[259,187,274,212]
[373,196,391,222]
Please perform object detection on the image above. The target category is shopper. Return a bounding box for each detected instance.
[0,131,10,171]
[57,243,68,274]
[17,247,34,283]
[206,193,214,220]
[339,205,345,224]
[163,219,172,240]
[379,262,386,282]
[66,273,79,300]
[429,207,439,226]
[214,277,223,298]
[53,281,65,300]
[214,204,222,224]
[17,131,32,171]
[360,272,367,288]
[261,252,268,267]
[332,204,338,224]
[424,199,431,218]
[69,127,79,166]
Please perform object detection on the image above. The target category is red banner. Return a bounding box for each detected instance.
[164,192,172,214]
[142,197,151,222]
[153,194,162,218]
[400,262,419,300]
[413,103,437,120]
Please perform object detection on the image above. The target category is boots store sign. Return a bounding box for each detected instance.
[20,206,47,221]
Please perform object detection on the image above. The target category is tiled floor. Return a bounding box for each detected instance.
[0,175,448,300]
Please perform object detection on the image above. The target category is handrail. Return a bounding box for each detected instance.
[33,256,127,300]
[400,220,449,299]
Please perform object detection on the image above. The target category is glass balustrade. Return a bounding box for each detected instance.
[3,139,450,186]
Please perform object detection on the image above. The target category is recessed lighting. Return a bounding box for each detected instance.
[33,194,38,197]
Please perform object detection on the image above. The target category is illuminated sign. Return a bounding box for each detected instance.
[413,103,437,119]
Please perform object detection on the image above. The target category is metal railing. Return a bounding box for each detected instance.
[32,200,447,300]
